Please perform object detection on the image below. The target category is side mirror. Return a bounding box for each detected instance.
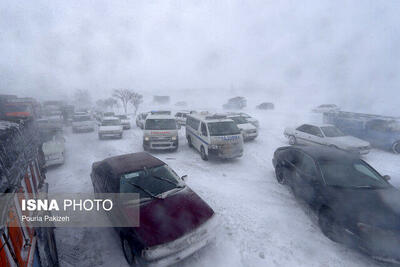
[383,175,391,181]
[181,175,188,182]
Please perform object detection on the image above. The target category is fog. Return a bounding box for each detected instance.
[1,0,399,114]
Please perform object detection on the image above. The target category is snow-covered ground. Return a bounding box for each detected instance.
[45,106,398,267]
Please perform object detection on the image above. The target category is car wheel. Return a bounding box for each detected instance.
[200,146,208,161]
[121,235,138,266]
[288,135,296,145]
[187,136,193,148]
[392,141,400,154]
[275,165,286,185]
[318,208,339,242]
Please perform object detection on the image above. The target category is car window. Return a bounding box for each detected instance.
[321,126,345,137]
[308,126,323,137]
[296,124,310,133]
[201,123,208,136]
[297,153,318,177]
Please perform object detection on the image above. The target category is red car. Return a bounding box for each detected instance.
[90,152,218,266]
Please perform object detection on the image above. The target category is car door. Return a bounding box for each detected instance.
[200,122,209,152]
[288,151,321,204]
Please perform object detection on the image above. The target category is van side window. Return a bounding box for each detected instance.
[201,123,208,136]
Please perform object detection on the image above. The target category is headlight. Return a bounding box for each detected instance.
[171,136,177,141]
[144,136,150,141]
[209,144,220,149]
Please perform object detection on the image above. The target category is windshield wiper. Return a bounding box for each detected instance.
[125,181,163,199]
[150,174,184,188]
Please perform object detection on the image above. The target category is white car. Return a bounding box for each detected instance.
[98,117,123,139]
[72,114,95,132]
[175,111,190,126]
[116,114,131,130]
[284,123,371,155]
[235,112,259,128]
[312,104,340,113]
[227,114,258,141]
[42,134,65,167]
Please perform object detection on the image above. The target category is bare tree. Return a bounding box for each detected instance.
[113,89,134,114]
[105,98,118,110]
[129,93,143,115]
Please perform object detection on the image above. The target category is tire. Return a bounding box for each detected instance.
[187,136,193,148]
[392,141,400,154]
[318,208,339,242]
[121,235,138,266]
[200,146,208,161]
[288,135,296,145]
[275,165,286,185]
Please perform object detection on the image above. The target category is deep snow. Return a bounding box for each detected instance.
[45,105,398,267]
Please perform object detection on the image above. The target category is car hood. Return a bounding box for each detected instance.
[131,187,214,247]
[327,136,370,148]
[99,125,122,131]
[42,141,64,155]
[330,186,400,229]
[238,123,256,131]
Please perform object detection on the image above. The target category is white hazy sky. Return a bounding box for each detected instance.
[1,0,399,113]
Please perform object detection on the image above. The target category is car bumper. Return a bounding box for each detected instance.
[73,126,94,132]
[208,147,243,159]
[99,132,122,138]
[144,141,178,150]
[45,156,64,167]
[142,215,218,267]
[243,132,258,141]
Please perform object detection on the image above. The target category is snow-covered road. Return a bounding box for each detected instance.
[46,109,397,267]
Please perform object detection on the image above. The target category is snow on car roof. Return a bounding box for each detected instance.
[146,114,175,120]
[100,152,165,177]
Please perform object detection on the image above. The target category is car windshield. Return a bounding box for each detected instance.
[208,121,241,136]
[5,105,29,113]
[102,119,120,126]
[321,126,345,137]
[120,165,183,199]
[73,115,91,122]
[230,116,248,124]
[145,119,176,130]
[319,159,389,189]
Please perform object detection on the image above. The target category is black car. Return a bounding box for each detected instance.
[272,145,400,262]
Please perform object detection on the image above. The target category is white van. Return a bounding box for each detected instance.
[175,111,190,126]
[186,113,244,160]
[143,114,179,151]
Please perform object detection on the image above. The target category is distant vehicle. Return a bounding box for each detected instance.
[116,114,131,130]
[2,103,35,121]
[136,112,149,129]
[222,96,247,110]
[153,95,170,104]
[98,117,123,139]
[312,104,340,113]
[72,114,95,133]
[324,111,400,154]
[226,114,258,141]
[42,133,65,167]
[284,123,370,155]
[90,152,217,266]
[175,111,190,126]
[150,110,171,115]
[143,114,179,151]
[175,101,187,107]
[36,116,63,132]
[272,145,399,262]
[186,113,243,160]
[103,111,115,118]
[256,102,274,110]
[232,112,259,128]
